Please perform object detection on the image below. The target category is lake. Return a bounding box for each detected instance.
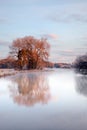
[0,69,87,130]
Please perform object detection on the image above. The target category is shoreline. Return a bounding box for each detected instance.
[0,68,72,78]
[0,69,18,78]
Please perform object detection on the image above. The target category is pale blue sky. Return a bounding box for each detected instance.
[0,0,87,63]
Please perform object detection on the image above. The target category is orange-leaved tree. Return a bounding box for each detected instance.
[10,36,50,69]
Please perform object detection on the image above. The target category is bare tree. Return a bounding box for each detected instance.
[74,53,87,74]
[10,36,50,69]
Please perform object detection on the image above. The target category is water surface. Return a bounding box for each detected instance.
[0,69,87,130]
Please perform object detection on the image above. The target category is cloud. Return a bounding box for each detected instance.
[0,40,11,46]
[0,18,7,24]
[47,2,87,23]
[50,48,75,57]
[0,41,10,59]
[41,34,58,40]
[84,43,87,46]
[50,48,86,60]
[81,35,87,41]
[58,50,76,57]
[75,47,87,50]
[49,46,87,62]
[49,54,76,63]
[48,13,87,23]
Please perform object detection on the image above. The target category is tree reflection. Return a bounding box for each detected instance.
[9,73,51,106]
[75,75,87,97]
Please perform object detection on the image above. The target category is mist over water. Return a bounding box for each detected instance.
[0,69,87,130]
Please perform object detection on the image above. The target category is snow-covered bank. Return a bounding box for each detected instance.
[0,69,18,77]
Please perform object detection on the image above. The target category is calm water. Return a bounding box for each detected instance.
[0,69,87,130]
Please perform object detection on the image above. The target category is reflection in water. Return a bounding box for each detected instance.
[75,75,87,97]
[9,73,51,106]
[1,70,87,130]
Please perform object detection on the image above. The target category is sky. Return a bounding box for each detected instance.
[0,0,87,63]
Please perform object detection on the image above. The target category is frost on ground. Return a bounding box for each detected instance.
[0,69,18,77]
